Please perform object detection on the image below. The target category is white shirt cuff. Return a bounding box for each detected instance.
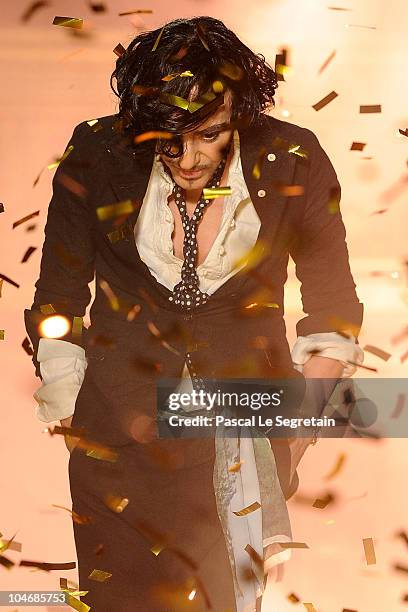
[291,332,364,377]
[35,338,88,423]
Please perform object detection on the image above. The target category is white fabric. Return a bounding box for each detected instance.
[292,331,364,377]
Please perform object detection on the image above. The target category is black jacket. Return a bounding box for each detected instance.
[24,113,363,451]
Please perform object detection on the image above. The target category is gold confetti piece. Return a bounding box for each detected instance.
[0,533,21,553]
[97,199,136,221]
[218,60,244,81]
[252,146,267,180]
[233,501,261,516]
[151,542,166,556]
[313,91,339,111]
[244,544,264,571]
[0,279,2,297]
[104,494,129,513]
[47,144,74,170]
[107,223,133,244]
[52,503,94,525]
[272,182,305,196]
[71,316,83,339]
[277,542,309,549]
[12,210,40,229]
[99,279,120,311]
[400,349,408,364]
[89,2,106,12]
[0,273,19,288]
[350,142,366,151]
[118,9,153,16]
[328,6,352,10]
[396,530,408,547]
[0,331,4,340]
[346,360,378,373]
[394,563,408,574]
[391,394,405,419]
[0,554,15,569]
[346,23,376,29]
[0,203,4,213]
[21,1,49,22]
[244,302,279,310]
[287,143,309,159]
[324,453,346,480]
[275,48,288,82]
[21,246,37,263]
[360,105,381,113]
[53,16,84,29]
[363,345,391,361]
[20,559,76,571]
[127,304,142,321]
[288,593,301,603]
[65,592,91,611]
[134,130,173,144]
[391,325,408,345]
[399,128,408,137]
[40,304,57,314]
[151,26,165,52]
[188,589,197,600]
[312,493,335,509]
[195,21,210,51]
[318,50,336,75]
[22,336,34,355]
[161,70,194,82]
[303,604,317,612]
[203,187,232,199]
[84,445,119,462]
[113,42,126,57]
[228,461,244,473]
[363,538,376,565]
[88,568,112,582]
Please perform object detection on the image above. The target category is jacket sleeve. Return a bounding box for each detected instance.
[289,132,364,339]
[24,122,96,379]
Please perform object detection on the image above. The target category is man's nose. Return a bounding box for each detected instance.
[178,140,200,170]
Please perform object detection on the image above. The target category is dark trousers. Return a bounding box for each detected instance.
[68,437,238,612]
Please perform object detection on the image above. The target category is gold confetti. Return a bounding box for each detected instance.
[233,501,261,516]
[134,131,173,144]
[244,544,264,571]
[399,128,408,137]
[252,146,267,180]
[20,559,77,571]
[0,554,15,569]
[303,604,317,612]
[71,316,83,339]
[52,504,93,525]
[312,493,335,509]
[228,461,244,473]
[39,303,57,315]
[0,279,3,297]
[88,568,113,582]
[313,91,339,111]
[324,453,346,480]
[97,199,136,221]
[363,537,376,565]
[127,304,142,321]
[151,542,166,556]
[288,593,301,603]
[0,533,21,553]
[99,279,120,311]
[350,142,366,151]
[118,9,153,16]
[52,16,83,29]
[113,42,126,57]
[318,50,336,74]
[391,394,405,419]
[0,203,4,213]
[65,592,91,611]
[218,60,244,81]
[0,331,4,341]
[272,183,305,196]
[346,23,376,29]
[12,210,40,229]
[275,48,288,82]
[21,1,49,22]
[21,246,37,263]
[168,45,189,63]
[203,187,232,199]
[346,360,378,373]
[159,92,206,113]
[151,26,165,52]
[277,542,309,549]
[195,21,210,51]
[328,6,352,10]
[161,70,194,82]
[22,336,34,355]
[360,104,381,113]
[47,144,74,170]
[88,2,106,12]
[104,495,129,513]
[363,345,391,361]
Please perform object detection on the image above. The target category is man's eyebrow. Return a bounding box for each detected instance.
[195,122,230,135]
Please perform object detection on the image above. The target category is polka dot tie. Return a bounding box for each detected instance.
[167,152,229,391]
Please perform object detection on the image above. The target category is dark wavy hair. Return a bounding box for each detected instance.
[110,16,278,157]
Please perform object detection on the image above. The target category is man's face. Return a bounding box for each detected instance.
[159,94,233,192]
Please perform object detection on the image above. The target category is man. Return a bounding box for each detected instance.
[24,16,363,612]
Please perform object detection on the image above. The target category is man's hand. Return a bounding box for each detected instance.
[60,415,80,453]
